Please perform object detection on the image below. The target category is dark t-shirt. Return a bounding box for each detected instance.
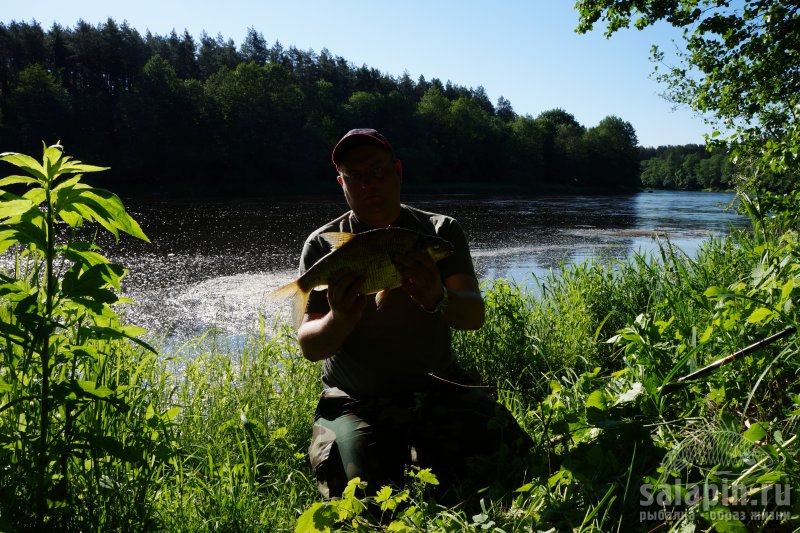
[299,204,477,398]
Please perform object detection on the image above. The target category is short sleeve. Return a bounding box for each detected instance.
[436,219,477,280]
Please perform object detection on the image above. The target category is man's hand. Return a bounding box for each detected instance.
[327,269,367,325]
[297,269,366,362]
[394,250,444,311]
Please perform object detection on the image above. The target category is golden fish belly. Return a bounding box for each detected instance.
[300,232,415,293]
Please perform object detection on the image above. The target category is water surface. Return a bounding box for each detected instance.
[100,191,747,341]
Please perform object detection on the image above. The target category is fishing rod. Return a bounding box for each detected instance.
[659,325,797,394]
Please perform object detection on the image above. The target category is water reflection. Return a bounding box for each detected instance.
[420,194,641,280]
[81,191,747,341]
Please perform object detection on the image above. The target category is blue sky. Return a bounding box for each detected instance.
[4,0,710,147]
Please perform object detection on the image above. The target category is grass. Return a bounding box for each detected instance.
[2,216,799,531]
[143,324,321,531]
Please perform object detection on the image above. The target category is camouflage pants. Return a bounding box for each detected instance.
[308,380,533,500]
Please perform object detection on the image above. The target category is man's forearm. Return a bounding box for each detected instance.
[297,312,356,362]
[440,288,485,331]
[434,273,485,331]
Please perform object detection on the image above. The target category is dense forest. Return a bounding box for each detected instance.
[0,19,726,196]
[638,144,732,190]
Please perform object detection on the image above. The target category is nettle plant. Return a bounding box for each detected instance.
[0,144,171,529]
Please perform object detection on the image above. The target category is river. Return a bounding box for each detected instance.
[100,191,748,342]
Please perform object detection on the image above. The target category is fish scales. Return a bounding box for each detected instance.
[270,227,454,326]
[302,229,417,293]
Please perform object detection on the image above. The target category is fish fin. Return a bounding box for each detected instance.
[268,280,310,329]
[375,288,390,310]
[320,231,357,250]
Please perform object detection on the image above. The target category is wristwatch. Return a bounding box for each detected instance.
[423,286,449,316]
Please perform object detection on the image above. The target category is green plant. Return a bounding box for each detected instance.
[152,327,321,532]
[0,144,173,530]
[295,468,483,532]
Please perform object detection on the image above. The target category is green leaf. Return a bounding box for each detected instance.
[162,407,180,421]
[754,471,784,483]
[58,187,149,242]
[0,320,28,346]
[0,152,47,181]
[342,476,366,502]
[57,209,82,227]
[52,179,90,224]
[515,483,535,492]
[0,231,20,255]
[83,189,149,242]
[295,501,336,533]
[50,379,111,401]
[586,388,613,423]
[411,468,439,485]
[62,262,125,296]
[0,199,35,220]
[22,187,46,206]
[64,296,118,318]
[585,389,611,411]
[374,485,391,502]
[0,175,41,188]
[60,345,100,363]
[51,174,83,194]
[697,504,747,532]
[60,197,119,238]
[59,161,109,174]
[742,422,768,443]
[77,380,114,398]
[62,246,109,268]
[746,307,774,324]
[781,280,795,303]
[42,144,64,175]
[0,280,34,301]
[0,206,48,250]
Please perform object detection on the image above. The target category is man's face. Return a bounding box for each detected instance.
[337,144,403,227]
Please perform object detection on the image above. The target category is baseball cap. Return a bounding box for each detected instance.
[331,128,394,168]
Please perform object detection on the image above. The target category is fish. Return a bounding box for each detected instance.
[270,227,454,326]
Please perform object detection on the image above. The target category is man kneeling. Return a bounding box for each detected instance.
[297,129,533,501]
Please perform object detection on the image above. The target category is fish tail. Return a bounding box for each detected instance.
[268,281,310,328]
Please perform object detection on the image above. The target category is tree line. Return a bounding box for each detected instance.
[0,19,723,196]
[639,145,732,191]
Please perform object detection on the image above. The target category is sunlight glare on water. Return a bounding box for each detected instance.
[94,191,747,344]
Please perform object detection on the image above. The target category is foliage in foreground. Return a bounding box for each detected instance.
[1,145,798,531]
[0,144,164,530]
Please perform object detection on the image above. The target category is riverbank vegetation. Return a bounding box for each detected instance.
[0,144,798,531]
